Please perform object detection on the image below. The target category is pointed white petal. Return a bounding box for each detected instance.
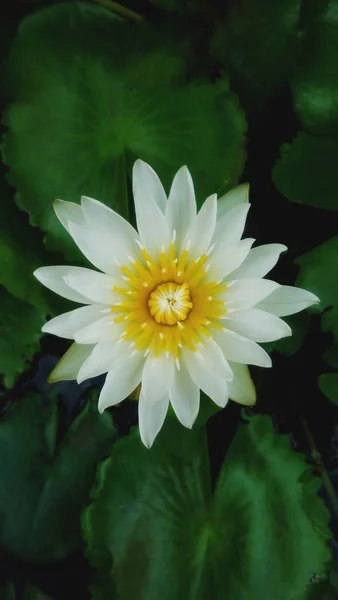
[213,203,250,245]
[140,354,175,405]
[33,266,91,304]
[42,304,106,339]
[74,316,123,344]
[98,350,144,412]
[222,278,280,310]
[67,221,114,274]
[258,285,320,317]
[165,166,196,250]
[132,159,167,213]
[230,243,287,280]
[48,343,95,383]
[138,392,169,449]
[225,308,292,342]
[227,362,256,406]
[64,268,118,304]
[214,329,272,367]
[183,348,229,407]
[77,340,120,383]
[183,193,217,257]
[133,160,171,254]
[54,199,84,233]
[217,183,249,220]
[169,363,200,428]
[80,196,140,265]
[197,337,233,381]
[207,238,254,282]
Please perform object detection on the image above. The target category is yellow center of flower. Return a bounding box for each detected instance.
[148,281,193,325]
[111,242,226,358]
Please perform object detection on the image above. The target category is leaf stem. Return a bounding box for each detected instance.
[301,416,338,519]
[92,0,143,23]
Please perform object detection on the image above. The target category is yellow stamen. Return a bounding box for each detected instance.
[110,243,227,357]
[148,281,193,325]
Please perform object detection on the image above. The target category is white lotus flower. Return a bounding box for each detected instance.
[34,160,319,447]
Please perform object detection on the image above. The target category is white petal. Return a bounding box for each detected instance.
[64,268,118,304]
[80,196,140,265]
[54,199,84,233]
[169,362,200,428]
[258,285,320,317]
[183,193,217,257]
[225,308,292,342]
[33,266,91,304]
[42,304,106,340]
[133,160,171,254]
[67,221,116,275]
[227,362,256,406]
[98,350,144,412]
[138,392,169,449]
[207,238,254,282]
[213,203,250,245]
[197,337,233,381]
[132,159,167,213]
[140,353,175,405]
[183,348,229,407]
[230,243,287,280]
[165,166,196,250]
[48,343,95,383]
[213,329,272,367]
[222,278,280,310]
[77,341,121,383]
[217,183,249,220]
[74,316,123,344]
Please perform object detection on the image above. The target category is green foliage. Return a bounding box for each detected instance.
[0,287,44,387]
[84,415,330,599]
[292,1,338,136]
[296,237,338,341]
[318,373,338,405]
[2,1,246,261]
[210,0,302,108]
[273,133,338,211]
[0,179,51,311]
[0,391,116,562]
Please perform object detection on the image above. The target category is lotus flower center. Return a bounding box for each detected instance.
[148,281,193,325]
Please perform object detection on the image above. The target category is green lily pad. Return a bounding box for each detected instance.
[210,0,302,108]
[0,391,116,562]
[273,132,338,210]
[84,415,330,599]
[3,1,246,261]
[0,287,44,387]
[292,2,338,136]
[296,237,338,341]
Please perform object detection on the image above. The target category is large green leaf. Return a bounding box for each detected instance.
[210,0,302,108]
[211,416,331,600]
[272,132,338,210]
[84,415,330,599]
[296,238,338,309]
[292,1,338,136]
[0,391,116,562]
[0,177,65,313]
[0,287,44,387]
[83,420,210,600]
[2,2,246,261]
[296,237,338,341]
